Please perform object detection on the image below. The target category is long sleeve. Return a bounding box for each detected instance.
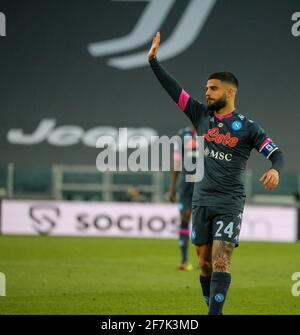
[149,58,182,103]
[149,58,207,128]
[268,149,284,173]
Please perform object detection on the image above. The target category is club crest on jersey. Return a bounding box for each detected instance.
[231,120,242,131]
[204,127,239,147]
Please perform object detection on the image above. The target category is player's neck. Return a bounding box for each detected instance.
[215,103,235,116]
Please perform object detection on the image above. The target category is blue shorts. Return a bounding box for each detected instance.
[191,206,243,246]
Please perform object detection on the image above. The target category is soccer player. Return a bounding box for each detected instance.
[170,126,197,271]
[148,32,284,315]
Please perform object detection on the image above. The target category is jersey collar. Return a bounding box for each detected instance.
[214,111,235,119]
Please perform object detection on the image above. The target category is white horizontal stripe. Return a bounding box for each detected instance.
[259,139,272,152]
[266,147,278,159]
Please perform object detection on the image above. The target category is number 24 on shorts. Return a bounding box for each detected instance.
[214,220,240,242]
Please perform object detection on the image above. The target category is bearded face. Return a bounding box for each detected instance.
[206,92,227,111]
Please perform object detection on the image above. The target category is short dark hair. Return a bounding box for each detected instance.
[208,72,239,89]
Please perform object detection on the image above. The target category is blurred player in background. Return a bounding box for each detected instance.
[170,127,198,271]
[148,32,284,315]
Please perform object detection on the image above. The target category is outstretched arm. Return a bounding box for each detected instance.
[148,32,207,127]
[148,32,184,105]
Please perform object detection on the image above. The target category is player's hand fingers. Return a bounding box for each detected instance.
[265,179,274,190]
[260,169,280,190]
[265,176,278,190]
[152,34,157,46]
[264,177,274,190]
[263,173,272,186]
[269,176,276,186]
[271,176,279,189]
[268,169,279,183]
[153,33,160,50]
[259,172,267,182]
[266,183,275,191]
[267,171,279,188]
[269,184,276,190]
[156,31,160,44]
[148,32,160,59]
[153,32,160,42]
[271,175,278,184]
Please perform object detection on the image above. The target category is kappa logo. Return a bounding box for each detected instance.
[87,0,217,69]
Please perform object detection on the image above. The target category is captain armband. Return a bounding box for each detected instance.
[259,138,279,159]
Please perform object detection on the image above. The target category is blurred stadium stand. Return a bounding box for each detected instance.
[0,163,299,207]
[0,0,299,210]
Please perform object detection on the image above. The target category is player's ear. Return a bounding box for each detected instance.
[227,87,236,99]
[225,87,231,98]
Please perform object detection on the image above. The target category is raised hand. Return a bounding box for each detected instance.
[148,32,160,61]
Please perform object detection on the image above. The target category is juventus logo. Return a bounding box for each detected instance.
[87,0,217,69]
